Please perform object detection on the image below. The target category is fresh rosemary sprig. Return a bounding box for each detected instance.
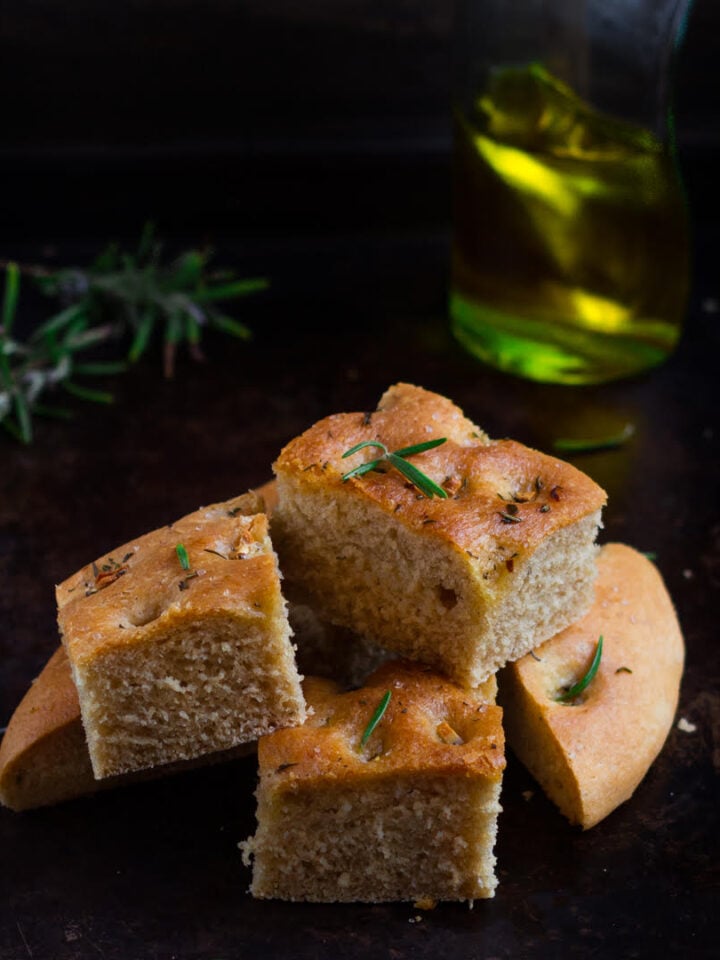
[0,225,267,444]
[556,636,604,703]
[553,424,635,454]
[341,438,448,499]
[360,690,392,748]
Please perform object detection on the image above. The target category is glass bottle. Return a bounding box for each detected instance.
[450,0,692,384]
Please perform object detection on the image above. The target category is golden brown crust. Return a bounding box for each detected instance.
[58,486,306,779]
[499,543,685,829]
[274,383,606,567]
[259,660,504,790]
[0,647,80,759]
[57,492,275,667]
[1,486,284,808]
[0,648,97,809]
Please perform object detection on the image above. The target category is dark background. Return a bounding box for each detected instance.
[0,0,718,241]
[1,3,719,959]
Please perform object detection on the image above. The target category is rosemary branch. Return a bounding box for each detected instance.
[0,225,268,444]
[341,438,448,499]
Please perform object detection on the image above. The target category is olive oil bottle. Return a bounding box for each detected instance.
[450,64,689,384]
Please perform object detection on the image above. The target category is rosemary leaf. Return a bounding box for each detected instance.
[128,309,155,362]
[33,304,88,339]
[392,437,447,457]
[175,543,191,571]
[360,690,392,747]
[341,440,388,459]
[168,250,206,290]
[210,315,252,341]
[388,453,448,499]
[63,381,114,405]
[185,311,202,346]
[74,361,128,376]
[553,424,635,454]
[341,458,382,481]
[556,636,604,703]
[194,278,269,302]
[14,391,32,445]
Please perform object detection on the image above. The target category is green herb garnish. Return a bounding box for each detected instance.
[615,666,633,675]
[552,424,635,454]
[556,636,604,703]
[0,225,267,444]
[175,543,191,571]
[642,551,657,562]
[360,690,392,747]
[341,438,448,499]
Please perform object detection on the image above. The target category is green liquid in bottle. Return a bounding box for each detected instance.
[450,64,689,384]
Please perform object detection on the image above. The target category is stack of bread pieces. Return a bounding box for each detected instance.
[0,384,685,904]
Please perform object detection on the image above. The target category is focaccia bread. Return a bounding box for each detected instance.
[241,660,505,902]
[57,491,305,779]
[0,647,254,811]
[272,383,606,687]
[499,543,684,829]
[0,647,99,810]
[1,482,384,810]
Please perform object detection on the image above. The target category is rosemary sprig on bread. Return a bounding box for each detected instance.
[359,690,392,748]
[341,437,449,499]
[555,636,604,702]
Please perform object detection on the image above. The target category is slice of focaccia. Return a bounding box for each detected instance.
[242,660,505,902]
[499,543,684,829]
[0,647,255,811]
[272,382,606,687]
[1,483,384,810]
[56,491,305,779]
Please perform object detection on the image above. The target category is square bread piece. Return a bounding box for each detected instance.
[56,491,305,779]
[241,660,505,902]
[272,383,606,687]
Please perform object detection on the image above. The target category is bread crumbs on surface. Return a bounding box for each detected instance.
[677,717,697,733]
[414,897,437,910]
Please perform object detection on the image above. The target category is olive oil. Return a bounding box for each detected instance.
[450,65,689,384]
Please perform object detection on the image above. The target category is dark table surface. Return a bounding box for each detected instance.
[0,225,718,960]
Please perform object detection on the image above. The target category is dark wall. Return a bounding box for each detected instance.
[0,0,717,238]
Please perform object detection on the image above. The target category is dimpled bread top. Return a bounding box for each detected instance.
[57,491,277,666]
[258,661,505,790]
[274,383,606,576]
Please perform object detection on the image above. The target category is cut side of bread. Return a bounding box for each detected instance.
[56,491,305,779]
[242,660,505,902]
[272,383,606,687]
[0,647,255,811]
[499,543,685,829]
